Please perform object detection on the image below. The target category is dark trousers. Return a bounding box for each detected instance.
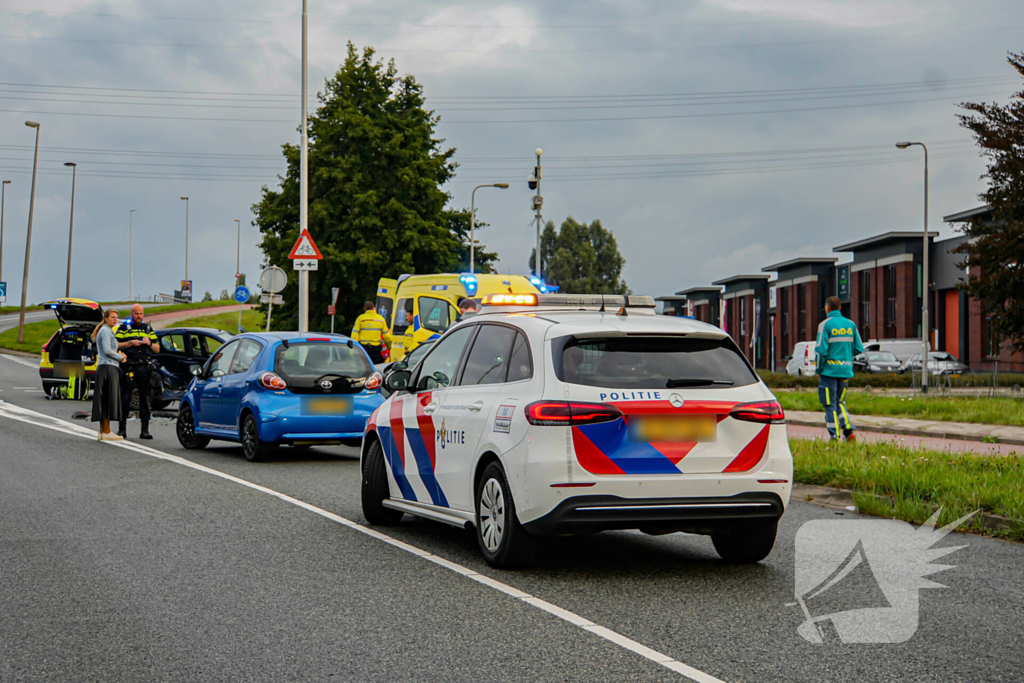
[361,343,385,364]
[121,364,151,423]
[818,375,854,439]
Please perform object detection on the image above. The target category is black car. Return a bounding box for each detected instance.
[853,350,903,374]
[138,327,232,410]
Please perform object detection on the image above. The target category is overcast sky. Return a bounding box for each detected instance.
[1,0,1020,309]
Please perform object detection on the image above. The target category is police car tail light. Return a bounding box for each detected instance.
[364,372,383,391]
[258,372,287,391]
[525,400,622,426]
[729,400,785,425]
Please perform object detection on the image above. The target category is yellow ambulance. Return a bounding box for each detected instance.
[375,273,544,361]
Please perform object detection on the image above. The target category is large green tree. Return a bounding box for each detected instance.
[253,45,494,331]
[529,217,630,294]
[954,51,1024,352]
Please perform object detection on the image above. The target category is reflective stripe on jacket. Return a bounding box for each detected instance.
[115,321,158,364]
[351,310,392,347]
[815,310,864,379]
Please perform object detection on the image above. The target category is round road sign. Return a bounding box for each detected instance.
[259,265,288,293]
[234,285,250,304]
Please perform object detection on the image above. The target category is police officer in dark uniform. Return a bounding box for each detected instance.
[116,304,159,439]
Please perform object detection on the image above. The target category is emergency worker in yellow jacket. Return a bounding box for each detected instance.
[351,301,392,364]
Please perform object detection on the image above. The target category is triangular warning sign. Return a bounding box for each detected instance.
[288,229,323,260]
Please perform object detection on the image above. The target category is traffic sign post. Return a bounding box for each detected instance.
[0,281,6,305]
[287,229,323,332]
[259,265,288,332]
[329,286,339,334]
[234,285,250,333]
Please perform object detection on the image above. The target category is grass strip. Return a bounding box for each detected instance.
[777,391,1024,427]
[171,309,266,334]
[0,301,243,354]
[791,438,1024,541]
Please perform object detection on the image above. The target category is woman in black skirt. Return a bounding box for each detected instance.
[92,308,126,441]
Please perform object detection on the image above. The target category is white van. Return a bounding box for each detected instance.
[863,339,925,364]
[785,341,817,377]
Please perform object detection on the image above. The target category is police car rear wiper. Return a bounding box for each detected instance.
[665,378,734,387]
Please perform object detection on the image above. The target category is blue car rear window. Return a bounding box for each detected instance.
[274,343,373,381]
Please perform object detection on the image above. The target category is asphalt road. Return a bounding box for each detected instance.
[1,353,1022,682]
[0,309,54,333]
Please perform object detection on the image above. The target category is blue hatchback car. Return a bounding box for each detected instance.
[176,332,384,461]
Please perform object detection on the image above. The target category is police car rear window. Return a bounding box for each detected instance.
[557,336,757,389]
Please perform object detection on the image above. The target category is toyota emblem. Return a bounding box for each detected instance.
[320,380,333,390]
[669,393,685,408]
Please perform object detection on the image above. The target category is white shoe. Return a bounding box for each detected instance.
[100,432,124,442]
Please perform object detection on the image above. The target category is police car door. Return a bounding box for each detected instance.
[434,323,518,513]
[389,325,475,508]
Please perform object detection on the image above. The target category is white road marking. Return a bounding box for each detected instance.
[0,354,40,369]
[0,400,727,683]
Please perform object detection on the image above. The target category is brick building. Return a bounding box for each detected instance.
[762,258,837,370]
[664,204,1024,373]
[676,286,721,326]
[711,275,770,368]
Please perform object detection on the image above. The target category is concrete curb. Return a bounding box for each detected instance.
[786,416,1024,447]
[792,482,1021,538]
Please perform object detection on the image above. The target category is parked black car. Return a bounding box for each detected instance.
[136,327,232,410]
[853,350,903,374]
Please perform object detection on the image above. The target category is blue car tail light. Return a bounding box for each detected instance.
[258,371,287,391]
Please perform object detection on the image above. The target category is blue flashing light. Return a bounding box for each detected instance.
[459,274,479,296]
[529,276,542,286]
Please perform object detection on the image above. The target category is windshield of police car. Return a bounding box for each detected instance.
[559,336,757,389]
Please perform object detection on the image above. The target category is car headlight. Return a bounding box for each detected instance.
[869,364,880,371]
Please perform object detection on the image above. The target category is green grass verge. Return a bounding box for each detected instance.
[777,391,1024,426]
[0,300,236,316]
[759,369,1024,389]
[0,301,245,354]
[792,438,1024,540]
[171,309,265,334]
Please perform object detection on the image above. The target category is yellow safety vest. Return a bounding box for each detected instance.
[351,311,392,347]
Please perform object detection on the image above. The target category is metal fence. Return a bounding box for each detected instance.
[911,364,1024,397]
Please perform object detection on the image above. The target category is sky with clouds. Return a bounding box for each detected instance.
[0,0,1021,309]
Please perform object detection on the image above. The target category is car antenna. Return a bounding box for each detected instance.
[347,339,354,348]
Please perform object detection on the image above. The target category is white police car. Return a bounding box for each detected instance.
[360,294,792,568]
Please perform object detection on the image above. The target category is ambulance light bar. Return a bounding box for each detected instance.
[481,293,656,308]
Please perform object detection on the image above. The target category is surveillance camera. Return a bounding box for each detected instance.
[528,174,538,190]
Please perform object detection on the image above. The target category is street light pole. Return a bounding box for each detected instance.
[534,148,543,279]
[896,141,930,394]
[180,196,189,284]
[18,121,40,344]
[470,183,509,274]
[298,0,310,332]
[1,180,10,283]
[129,210,137,300]
[63,162,77,298]
[235,218,242,332]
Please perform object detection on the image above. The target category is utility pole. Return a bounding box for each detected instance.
[1,180,10,283]
[130,210,137,300]
[298,0,310,332]
[529,148,544,279]
[896,141,930,394]
[18,121,40,344]
[63,162,77,298]
[180,196,189,283]
[236,218,242,333]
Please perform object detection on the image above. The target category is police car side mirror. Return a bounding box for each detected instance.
[385,369,411,392]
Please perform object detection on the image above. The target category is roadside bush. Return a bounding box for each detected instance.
[758,369,1024,390]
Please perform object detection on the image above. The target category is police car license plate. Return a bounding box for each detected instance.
[629,415,717,443]
[303,396,353,415]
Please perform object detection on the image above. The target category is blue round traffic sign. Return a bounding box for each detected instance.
[234,285,250,303]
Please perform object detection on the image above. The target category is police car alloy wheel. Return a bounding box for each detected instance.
[361,440,403,526]
[474,462,537,568]
[176,404,210,450]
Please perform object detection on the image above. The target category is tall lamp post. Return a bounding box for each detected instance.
[235,218,242,332]
[129,210,137,300]
[298,0,310,332]
[180,196,189,284]
[1,179,10,282]
[470,183,509,273]
[530,148,544,278]
[63,162,77,297]
[18,121,41,344]
[896,141,930,393]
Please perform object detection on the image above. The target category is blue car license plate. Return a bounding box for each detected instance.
[303,396,353,415]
